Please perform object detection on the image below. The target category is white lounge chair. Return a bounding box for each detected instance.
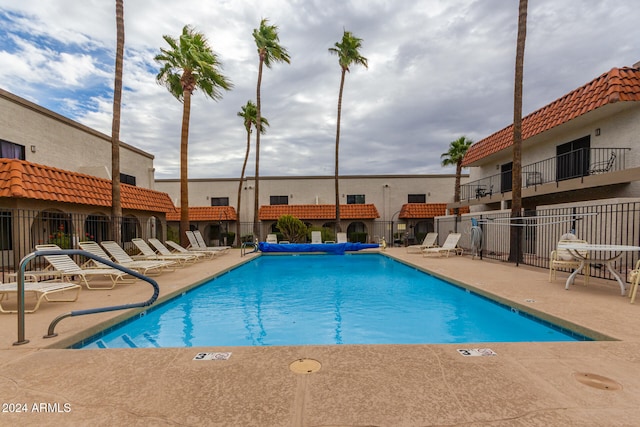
[79,241,175,276]
[337,232,348,243]
[422,233,463,257]
[193,230,231,252]
[131,238,197,265]
[165,240,217,259]
[265,234,278,243]
[407,232,438,253]
[0,278,81,313]
[311,231,322,244]
[34,244,132,289]
[185,231,230,254]
[148,238,205,262]
[549,239,590,284]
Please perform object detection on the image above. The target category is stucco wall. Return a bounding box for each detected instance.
[0,89,155,189]
[155,174,467,224]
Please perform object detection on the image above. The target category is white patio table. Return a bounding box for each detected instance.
[560,243,640,296]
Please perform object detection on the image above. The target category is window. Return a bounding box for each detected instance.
[270,195,289,205]
[120,173,136,186]
[500,162,512,193]
[408,194,426,203]
[0,140,25,160]
[346,194,365,204]
[210,197,229,206]
[556,136,590,181]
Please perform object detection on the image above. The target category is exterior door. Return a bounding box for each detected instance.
[556,136,590,181]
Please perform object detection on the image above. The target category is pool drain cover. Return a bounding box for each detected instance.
[289,358,321,374]
[573,372,622,391]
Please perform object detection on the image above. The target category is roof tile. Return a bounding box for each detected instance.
[398,203,470,219]
[0,159,175,212]
[166,206,238,221]
[463,67,640,165]
[258,204,380,221]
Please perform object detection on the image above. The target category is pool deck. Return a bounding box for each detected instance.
[0,248,639,426]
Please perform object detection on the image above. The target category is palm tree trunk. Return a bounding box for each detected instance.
[110,0,124,243]
[509,0,527,263]
[334,69,346,233]
[253,58,264,240]
[237,129,251,246]
[179,89,192,248]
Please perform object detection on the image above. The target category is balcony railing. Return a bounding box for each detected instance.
[461,147,631,201]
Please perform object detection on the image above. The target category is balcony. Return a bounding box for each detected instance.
[460,147,632,202]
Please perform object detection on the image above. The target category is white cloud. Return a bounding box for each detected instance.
[1,0,639,179]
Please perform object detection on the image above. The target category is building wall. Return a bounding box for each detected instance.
[155,174,467,224]
[468,103,640,182]
[0,89,155,189]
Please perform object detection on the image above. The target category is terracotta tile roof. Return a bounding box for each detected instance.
[399,203,469,219]
[0,159,175,212]
[463,66,640,166]
[166,206,237,221]
[259,204,380,220]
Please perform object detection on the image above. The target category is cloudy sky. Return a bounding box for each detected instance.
[0,1,638,179]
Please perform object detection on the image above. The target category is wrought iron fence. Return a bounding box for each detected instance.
[461,147,631,200]
[436,201,640,283]
[0,208,163,282]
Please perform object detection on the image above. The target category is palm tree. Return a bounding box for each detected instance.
[155,25,232,247]
[110,0,124,243]
[252,18,290,239]
[510,0,528,263]
[440,136,474,204]
[236,101,269,245]
[329,30,368,233]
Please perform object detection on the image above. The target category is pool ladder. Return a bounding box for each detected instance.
[241,241,259,257]
[13,249,159,345]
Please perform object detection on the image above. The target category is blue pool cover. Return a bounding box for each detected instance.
[258,242,380,255]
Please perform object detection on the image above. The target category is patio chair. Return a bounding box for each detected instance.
[628,260,640,304]
[265,234,278,243]
[589,151,616,174]
[193,230,231,251]
[165,240,217,259]
[548,239,590,284]
[80,241,176,276]
[131,238,198,265]
[422,233,463,257]
[34,244,133,289]
[185,231,230,254]
[148,238,205,262]
[407,232,438,253]
[337,232,348,243]
[0,277,81,313]
[311,231,322,244]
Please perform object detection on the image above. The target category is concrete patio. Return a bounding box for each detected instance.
[0,248,638,426]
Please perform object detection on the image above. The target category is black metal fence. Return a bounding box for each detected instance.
[0,208,163,282]
[4,202,638,284]
[436,201,640,283]
[461,147,631,200]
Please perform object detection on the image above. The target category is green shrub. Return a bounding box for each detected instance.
[350,232,368,243]
[222,231,236,246]
[276,215,308,243]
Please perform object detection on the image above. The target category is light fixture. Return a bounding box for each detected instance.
[30,145,36,153]
[595,128,601,136]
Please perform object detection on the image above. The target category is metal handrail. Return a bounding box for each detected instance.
[13,249,159,345]
[461,147,631,201]
[241,241,259,257]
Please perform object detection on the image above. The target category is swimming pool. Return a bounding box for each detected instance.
[76,254,588,348]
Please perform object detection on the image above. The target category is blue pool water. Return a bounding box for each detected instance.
[77,255,587,348]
